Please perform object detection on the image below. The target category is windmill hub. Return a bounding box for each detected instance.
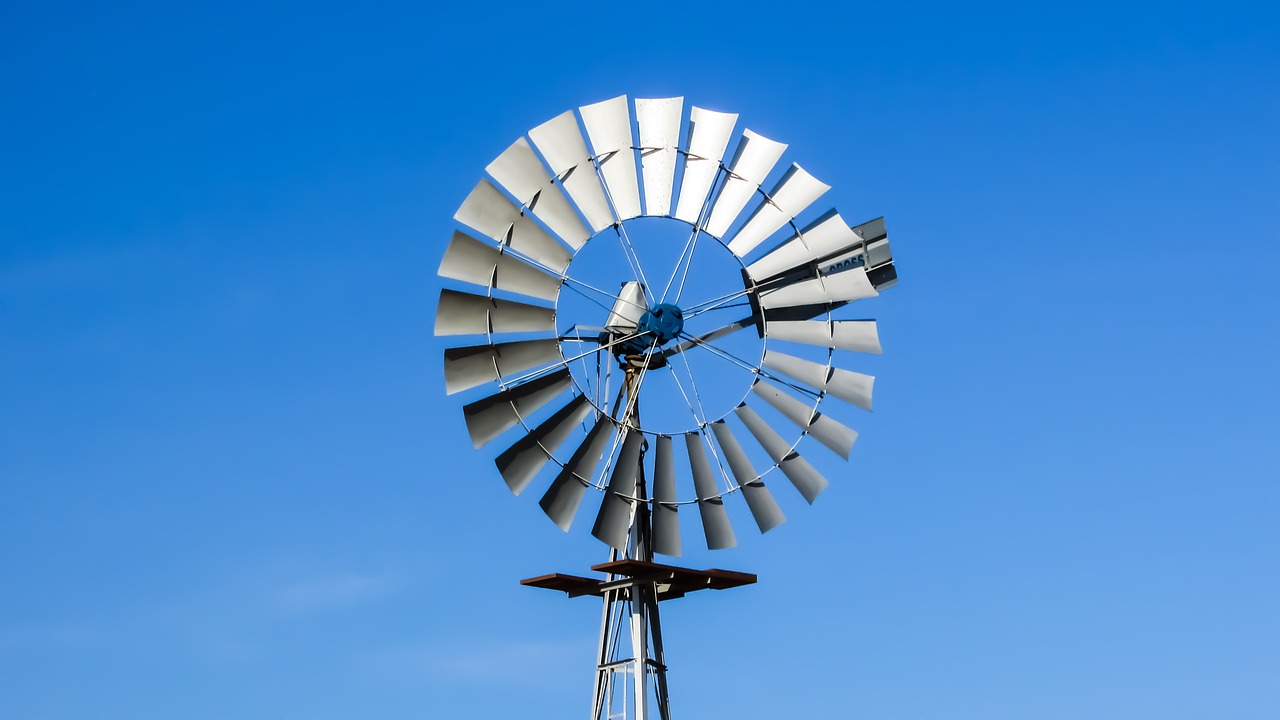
[638,303,683,346]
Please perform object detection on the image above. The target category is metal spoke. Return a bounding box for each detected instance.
[669,339,739,497]
[682,287,753,318]
[592,156,655,305]
[658,223,701,304]
[669,348,708,429]
[673,229,702,305]
[594,334,662,487]
[594,382,635,489]
[565,274,651,313]
[676,332,821,400]
[677,166,731,305]
[488,238,647,315]
[660,316,755,358]
[612,222,655,306]
[500,330,645,390]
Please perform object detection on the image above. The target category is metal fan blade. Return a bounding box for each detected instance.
[495,394,593,495]
[704,130,787,238]
[760,350,836,395]
[757,267,878,310]
[438,231,563,302]
[486,137,590,249]
[580,96,641,221]
[709,421,786,533]
[673,107,738,224]
[734,404,828,504]
[454,180,573,273]
[462,369,573,449]
[590,429,644,550]
[540,415,616,531]
[726,164,830,257]
[762,350,874,411]
[434,289,555,337]
[746,210,858,282]
[765,319,882,355]
[751,383,858,459]
[443,339,561,395]
[635,97,682,216]
[651,435,681,557]
[685,432,736,550]
[528,110,614,233]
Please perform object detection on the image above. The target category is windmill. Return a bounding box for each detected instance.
[435,95,896,720]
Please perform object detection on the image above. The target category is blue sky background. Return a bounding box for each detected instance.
[2,1,1278,718]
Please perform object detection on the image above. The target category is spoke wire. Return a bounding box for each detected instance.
[682,287,753,318]
[670,341,741,497]
[660,164,725,306]
[499,330,645,390]
[677,331,822,400]
[590,152,655,305]
[612,222,654,306]
[593,334,663,490]
[566,274,650,314]
[486,236,648,315]
[677,165,730,304]
[658,223,701,303]
[580,333,599,410]
[672,227,704,305]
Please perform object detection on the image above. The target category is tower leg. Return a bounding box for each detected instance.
[592,571,670,720]
[646,587,671,720]
[630,582,649,720]
[591,549,620,720]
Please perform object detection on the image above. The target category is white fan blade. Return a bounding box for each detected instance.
[580,96,641,221]
[704,130,787,238]
[434,290,555,337]
[765,319,882,355]
[751,383,858,459]
[528,110,614,233]
[635,97,682,216]
[495,394,593,495]
[486,137,591,249]
[685,432,736,550]
[590,429,643,550]
[454,180,573,273]
[438,231,563,302]
[462,369,573,449]
[726,164,830,257]
[443,339,561,395]
[746,210,859,281]
[733,404,828,504]
[540,416,616,531]
[762,213,896,289]
[757,267,878,310]
[762,350,874,412]
[651,435,681,557]
[709,421,786,533]
[673,107,737,224]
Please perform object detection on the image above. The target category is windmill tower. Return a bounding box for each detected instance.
[435,95,897,719]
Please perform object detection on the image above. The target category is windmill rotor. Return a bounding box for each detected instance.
[433,94,898,720]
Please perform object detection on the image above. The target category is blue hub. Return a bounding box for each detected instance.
[638,303,684,345]
[616,303,684,356]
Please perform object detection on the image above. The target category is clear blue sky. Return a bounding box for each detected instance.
[2,1,1277,718]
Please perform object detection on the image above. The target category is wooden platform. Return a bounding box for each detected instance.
[521,559,756,601]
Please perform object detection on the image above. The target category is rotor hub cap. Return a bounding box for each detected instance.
[638,303,684,346]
